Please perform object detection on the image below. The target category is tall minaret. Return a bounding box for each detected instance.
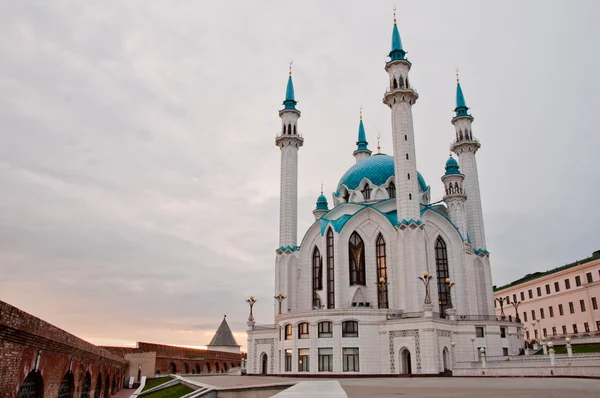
[382,11,420,221]
[441,155,468,237]
[450,74,486,250]
[353,107,371,163]
[275,63,304,249]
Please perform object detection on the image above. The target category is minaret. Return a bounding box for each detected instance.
[353,107,371,163]
[276,63,304,249]
[450,73,486,250]
[312,184,329,221]
[441,155,468,237]
[382,11,420,222]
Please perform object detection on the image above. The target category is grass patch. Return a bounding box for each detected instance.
[142,377,172,392]
[535,343,600,355]
[141,383,193,398]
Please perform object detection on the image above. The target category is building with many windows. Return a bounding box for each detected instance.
[494,251,600,342]
[246,13,522,376]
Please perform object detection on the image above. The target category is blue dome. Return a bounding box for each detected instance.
[336,154,428,195]
[316,194,328,211]
[444,156,461,175]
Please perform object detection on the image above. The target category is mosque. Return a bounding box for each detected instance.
[246,14,523,375]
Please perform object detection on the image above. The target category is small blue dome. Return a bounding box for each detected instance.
[316,194,328,211]
[445,156,461,175]
[336,154,428,195]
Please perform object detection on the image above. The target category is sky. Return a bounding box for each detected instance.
[0,1,599,352]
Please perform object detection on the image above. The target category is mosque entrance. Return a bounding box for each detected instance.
[399,349,412,375]
[443,347,450,371]
[260,353,268,375]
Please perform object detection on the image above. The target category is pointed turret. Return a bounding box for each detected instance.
[454,81,470,118]
[389,8,406,61]
[353,107,372,163]
[283,62,297,110]
[313,185,329,220]
[207,315,241,354]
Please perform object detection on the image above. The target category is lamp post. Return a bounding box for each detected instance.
[511,300,521,322]
[274,292,287,315]
[445,278,455,309]
[417,272,433,304]
[245,296,257,322]
[495,297,506,320]
[451,341,456,368]
[376,277,389,309]
[470,336,476,360]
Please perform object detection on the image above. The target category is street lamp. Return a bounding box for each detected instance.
[377,277,389,308]
[495,297,506,319]
[274,292,287,315]
[245,296,257,322]
[511,300,521,322]
[445,278,455,309]
[418,272,433,304]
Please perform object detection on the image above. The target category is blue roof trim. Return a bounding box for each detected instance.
[473,248,490,256]
[389,24,406,61]
[315,194,329,211]
[397,218,423,228]
[356,119,369,151]
[276,245,299,253]
[283,76,297,110]
[318,200,398,236]
[444,156,460,175]
[420,204,464,242]
[454,82,470,118]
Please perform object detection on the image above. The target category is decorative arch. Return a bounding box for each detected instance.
[349,231,366,286]
[386,181,396,198]
[168,362,176,374]
[399,348,412,375]
[203,362,211,373]
[312,247,322,309]
[16,370,44,398]
[215,362,220,373]
[58,371,75,398]
[81,371,92,398]
[93,373,102,398]
[442,347,450,371]
[326,228,335,309]
[260,352,268,375]
[183,363,189,374]
[223,363,228,372]
[194,363,200,374]
[103,375,110,398]
[361,182,372,201]
[376,233,389,308]
[435,237,450,317]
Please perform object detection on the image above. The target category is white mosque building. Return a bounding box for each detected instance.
[246,15,523,376]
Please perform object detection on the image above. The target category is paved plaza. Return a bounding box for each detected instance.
[183,375,600,398]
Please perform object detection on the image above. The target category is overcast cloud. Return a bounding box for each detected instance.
[0,1,599,351]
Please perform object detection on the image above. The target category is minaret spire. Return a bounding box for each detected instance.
[353,106,372,163]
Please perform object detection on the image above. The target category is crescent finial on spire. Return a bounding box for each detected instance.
[456,67,459,83]
[360,105,363,121]
[377,132,381,153]
[393,6,397,25]
[321,182,323,195]
[289,60,293,77]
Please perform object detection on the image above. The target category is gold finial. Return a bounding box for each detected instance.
[320,182,323,195]
[289,60,293,77]
[393,6,397,25]
[449,152,453,158]
[456,67,459,83]
[360,106,363,121]
[377,132,381,153]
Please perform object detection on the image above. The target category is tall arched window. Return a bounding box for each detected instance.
[386,181,396,198]
[393,78,398,89]
[293,125,297,135]
[312,247,322,309]
[435,237,450,317]
[326,229,335,309]
[399,77,405,88]
[361,184,371,201]
[287,124,292,135]
[349,232,366,286]
[376,234,389,308]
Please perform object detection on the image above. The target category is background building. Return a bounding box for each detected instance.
[494,250,600,342]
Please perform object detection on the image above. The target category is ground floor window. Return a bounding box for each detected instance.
[318,348,333,372]
[502,347,508,356]
[298,349,309,372]
[343,348,359,372]
[285,349,292,372]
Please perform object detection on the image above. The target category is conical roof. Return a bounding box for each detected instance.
[207,316,240,347]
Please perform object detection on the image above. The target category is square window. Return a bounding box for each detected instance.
[580,299,586,312]
[536,287,542,297]
[520,291,525,301]
[552,327,557,336]
[318,321,333,338]
[285,324,292,340]
[528,289,533,299]
[584,322,590,333]
[298,323,310,339]
[342,321,359,337]
[573,324,578,334]
[342,348,359,372]
[586,272,593,284]
[500,327,507,338]
[575,276,582,287]
[559,304,564,316]
[554,282,560,292]
[298,348,309,372]
[562,325,567,335]
[545,284,551,295]
[523,311,528,322]
[540,308,545,319]
[543,328,547,337]
[318,348,333,372]
[531,309,536,320]
[502,347,508,356]
[549,306,554,318]
[506,296,510,304]
[512,294,517,303]
[592,297,598,310]
[475,326,485,338]
[285,349,292,371]
[569,302,575,314]
[565,279,571,289]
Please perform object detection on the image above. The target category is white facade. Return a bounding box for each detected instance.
[247,17,521,376]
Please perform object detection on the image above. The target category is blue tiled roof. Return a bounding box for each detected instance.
[356,119,368,151]
[282,76,297,110]
[315,194,328,211]
[444,156,460,175]
[336,154,428,195]
[389,23,406,61]
[454,82,470,117]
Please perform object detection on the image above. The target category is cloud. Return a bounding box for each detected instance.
[0,1,599,352]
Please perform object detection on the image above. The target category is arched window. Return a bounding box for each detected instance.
[459,131,463,140]
[312,247,322,309]
[348,232,366,286]
[376,234,389,309]
[455,182,459,193]
[343,191,350,203]
[361,184,371,200]
[298,322,309,339]
[435,237,450,317]
[399,77,405,88]
[404,134,407,141]
[285,324,292,340]
[168,362,176,374]
[386,181,396,198]
[409,193,412,200]
[393,78,398,89]
[287,124,292,135]
[406,153,409,160]
[406,77,409,88]
[407,173,410,180]
[293,125,297,135]
[448,184,453,194]
[342,321,359,337]
[326,229,335,309]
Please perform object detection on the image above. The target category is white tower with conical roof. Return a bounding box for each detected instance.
[353,108,372,163]
[441,155,468,236]
[276,64,304,250]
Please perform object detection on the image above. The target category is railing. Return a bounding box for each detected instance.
[386,311,442,320]
[457,315,519,322]
[253,324,277,330]
[384,86,419,96]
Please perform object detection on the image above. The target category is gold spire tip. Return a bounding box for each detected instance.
[289,60,293,77]
[360,106,363,121]
[321,182,323,195]
[377,132,381,153]
[456,67,459,83]
[393,6,397,24]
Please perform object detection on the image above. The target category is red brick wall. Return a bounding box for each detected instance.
[0,300,126,398]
